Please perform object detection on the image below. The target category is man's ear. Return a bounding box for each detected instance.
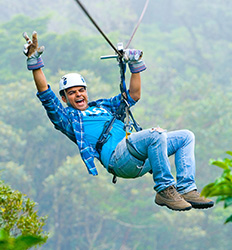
[61,95,67,103]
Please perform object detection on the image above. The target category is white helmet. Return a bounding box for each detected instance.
[59,73,87,96]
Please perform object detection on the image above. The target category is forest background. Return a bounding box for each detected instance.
[1,0,232,249]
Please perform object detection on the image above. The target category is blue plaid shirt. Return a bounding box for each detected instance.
[37,85,136,176]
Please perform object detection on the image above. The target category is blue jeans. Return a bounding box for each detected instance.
[108,129,197,194]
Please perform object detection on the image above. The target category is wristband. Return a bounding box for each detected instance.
[128,60,146,73]
[27,53,44,70]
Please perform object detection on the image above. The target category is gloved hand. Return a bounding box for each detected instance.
[23,31,44,70]
[123,49,146,74]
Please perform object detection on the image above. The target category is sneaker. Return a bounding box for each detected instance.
[155,185,192,211]
[181,190,214,209]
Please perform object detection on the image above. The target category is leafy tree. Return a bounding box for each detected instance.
[0,179,48,249]
[201,151,232,224]
[0,179,48,239]
[0,229,45,250]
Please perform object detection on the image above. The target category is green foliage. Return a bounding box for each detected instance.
[0,228,45,250]
[201,151,232,224]
[0,179,48,244]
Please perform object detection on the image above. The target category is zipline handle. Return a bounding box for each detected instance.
[100,55,118,60]
[100,43,123,60]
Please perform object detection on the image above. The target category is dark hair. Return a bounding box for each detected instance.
[59,90,65,97]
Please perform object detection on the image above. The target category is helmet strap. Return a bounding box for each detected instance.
[63,90,72,107]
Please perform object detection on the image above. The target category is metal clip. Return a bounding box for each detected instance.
[117,42,123,51]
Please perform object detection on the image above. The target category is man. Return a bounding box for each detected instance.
[23,31,214,211]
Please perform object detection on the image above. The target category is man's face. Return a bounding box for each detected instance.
[62,86,88,111]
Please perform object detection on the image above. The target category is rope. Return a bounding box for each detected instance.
[125,0,150,49]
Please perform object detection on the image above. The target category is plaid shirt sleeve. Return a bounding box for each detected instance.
[69,110,98,176]
[36,86,76,142]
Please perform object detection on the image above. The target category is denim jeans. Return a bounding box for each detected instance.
[108,129,197,194]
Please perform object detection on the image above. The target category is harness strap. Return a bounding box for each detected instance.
[95,101,127,185]
[126,138,146,162]
[95,116,116,155]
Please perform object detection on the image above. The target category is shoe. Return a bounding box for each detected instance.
[155,185,192,211]
[181,190,214,209]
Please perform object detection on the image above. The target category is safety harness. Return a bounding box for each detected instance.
[96,44,147,183]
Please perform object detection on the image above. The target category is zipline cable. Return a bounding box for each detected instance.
[73,0,122,57]
[74,0,149,55]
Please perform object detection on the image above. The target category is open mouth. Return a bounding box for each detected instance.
[76,99,84,104]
